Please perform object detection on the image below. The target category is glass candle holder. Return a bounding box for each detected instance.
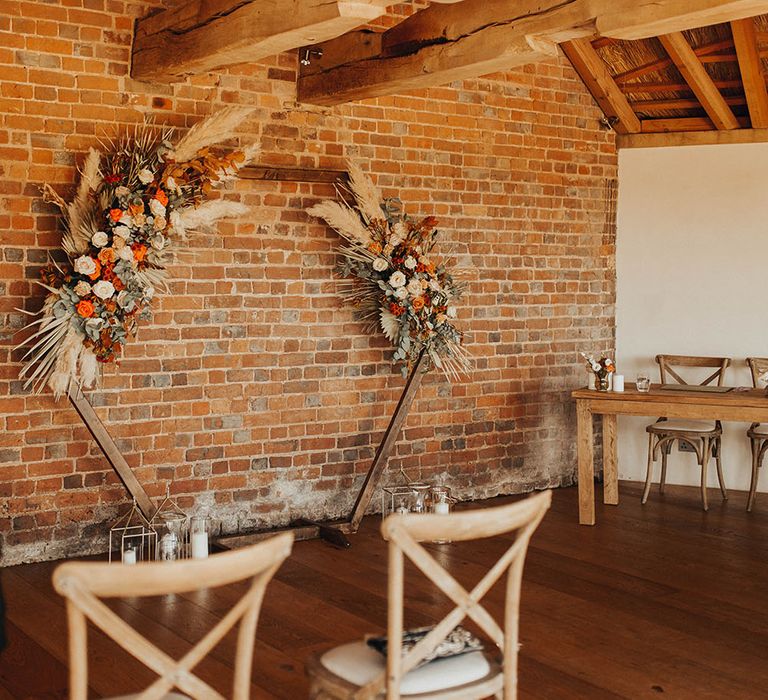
[190,515,210,560]
[430,486,452,515]
[636,374,651,392]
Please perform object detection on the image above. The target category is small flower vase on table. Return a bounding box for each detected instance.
[581,353,615,393]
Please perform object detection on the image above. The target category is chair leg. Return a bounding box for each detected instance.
[700,438,711,512]
[714,438,727,501]
[642,433,655,505]
[747,438,761,513]
[659,442,669,494]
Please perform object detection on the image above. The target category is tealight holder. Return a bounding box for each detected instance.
[382,485,417,518]
[189,515,211,560]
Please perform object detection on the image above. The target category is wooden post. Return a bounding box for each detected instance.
[348,348,429,531]
[67,387,155,520]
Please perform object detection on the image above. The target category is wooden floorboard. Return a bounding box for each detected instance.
[2,482,768,699]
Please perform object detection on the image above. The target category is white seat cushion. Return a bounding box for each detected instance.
[649,419,718,433]
[320,641,491,695]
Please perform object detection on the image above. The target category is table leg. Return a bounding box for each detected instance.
[602,413,619,506]
[576,400,595,525]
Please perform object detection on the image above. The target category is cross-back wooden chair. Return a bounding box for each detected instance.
[746,357,768,511]
[53,532,293,700]
[642,354,731,511]
[306,490,551,700]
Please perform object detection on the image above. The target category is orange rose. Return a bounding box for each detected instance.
[154,189,168,207]
[109,208,123,222]
[129,202,145,217]
[76,300,94,318]
[412,297,425,311]
[98,247,116,265]
[113,277,125,291]
[368,241,382,255]
[88,258,101,280]
[389,302,405,317]
[132,244,147,262]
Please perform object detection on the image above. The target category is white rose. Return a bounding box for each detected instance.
[407,278,423,297]
[389,271,406,288]
[392,222,407,237]
[447,306,458,318]
[119,214,133,228]
[372,258,388,272]
[394,287,408,300]
[404,256,417,270]
[73,281,92,297]
[74,255,96,276]
[92,280,115,300]
[119,246,134,262]
[389,234,403,248]
[91,231,109,248]
[138,168,154,185]
[115,186,130,198]
[151,234,166,250]
[153,215,167,231]
[149,199,166,217]
[114,225,131,237]
[428,279,441,292]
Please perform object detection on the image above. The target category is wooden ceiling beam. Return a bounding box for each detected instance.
[620,79,746,94]
[297,0,591,106]
[630,95,746,112]
[618,127,768,148]
[561,39,641,134]
[598,0,768,41]
[658,32,740,130]
[731,18,768,127]
[131,0,390,82]
[299,0,768,106]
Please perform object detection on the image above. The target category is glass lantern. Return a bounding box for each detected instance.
[109,499,157,564]
[150,491,189,561]
[381,482,432,518]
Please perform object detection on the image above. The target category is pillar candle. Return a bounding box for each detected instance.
[122,548,137,565]
[191,531,209,559]
[613,374,625,392]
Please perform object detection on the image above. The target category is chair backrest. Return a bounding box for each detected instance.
[655,354,730,386]
[53,532,293,700]
[368,490,551,700]
[746,357,768,388]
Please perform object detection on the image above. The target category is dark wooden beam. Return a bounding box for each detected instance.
[239,165,348,184]
[131,0,391,83]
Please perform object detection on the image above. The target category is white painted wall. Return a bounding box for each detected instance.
[616,143,768,493]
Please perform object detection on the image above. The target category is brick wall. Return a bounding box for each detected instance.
[0,1,617,565]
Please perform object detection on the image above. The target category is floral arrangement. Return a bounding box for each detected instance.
[17,107,257,398]
[581,352,615,390]
[308,162,470,380]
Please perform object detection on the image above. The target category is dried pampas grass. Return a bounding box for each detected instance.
[64,148,102,257]
[345,160,383,224]
[173,107,255,164]
[176,200,250,234]
[306,200,372,245]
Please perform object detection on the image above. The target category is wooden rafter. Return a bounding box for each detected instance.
[618,126,768,148]
[731,17,768,127]
[298,0,768,107]
[131,0,392,82]
[561,39,641,134]
[658,32,740,129]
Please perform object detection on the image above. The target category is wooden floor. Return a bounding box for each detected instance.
[2,482,768,699]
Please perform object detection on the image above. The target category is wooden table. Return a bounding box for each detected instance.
[571,383,768,525]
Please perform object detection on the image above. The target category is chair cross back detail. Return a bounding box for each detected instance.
[53,533,293,700]
[361,491,551,700]
[747,357,768,389]
[656,354,730,387]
